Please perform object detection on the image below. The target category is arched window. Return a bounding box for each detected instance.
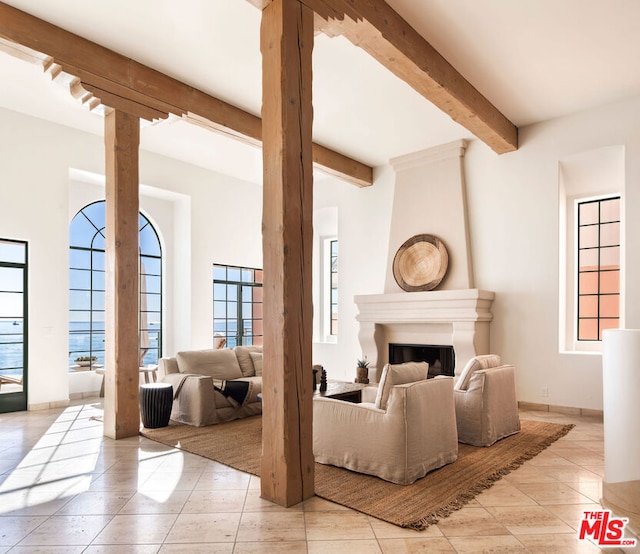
[69,201,162,368]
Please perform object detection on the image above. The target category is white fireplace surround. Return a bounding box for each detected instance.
[355,289,495,383]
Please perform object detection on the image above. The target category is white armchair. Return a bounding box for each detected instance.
[313,362,458,485]
[454,354,521,446]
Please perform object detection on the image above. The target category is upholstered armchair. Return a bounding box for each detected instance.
[454,354,521,446]
[313,361,458,485]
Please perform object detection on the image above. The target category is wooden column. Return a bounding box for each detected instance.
[260,0,315,506]
[103,108,141,440]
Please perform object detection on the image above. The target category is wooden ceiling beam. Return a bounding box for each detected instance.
[0,1,372,187]
[248,0,518,154]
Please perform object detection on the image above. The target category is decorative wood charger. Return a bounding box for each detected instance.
[392,234,449,292]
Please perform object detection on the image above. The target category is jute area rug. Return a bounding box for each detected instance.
[141,417,573,530]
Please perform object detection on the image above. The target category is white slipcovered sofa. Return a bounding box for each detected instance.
[454,354,521,446]
[158,346,263,426]
[313,361,458,485]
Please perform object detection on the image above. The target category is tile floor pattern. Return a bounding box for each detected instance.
[0,400,638,553]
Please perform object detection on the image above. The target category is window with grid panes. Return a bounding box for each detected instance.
[0,239,28,412]
[330,240,338,335]
[213,264,263,348]
[69,201,163,368]
[577,196,620,341]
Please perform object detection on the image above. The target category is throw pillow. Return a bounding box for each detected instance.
[235,346,263,377]
[176,348,243,381]
[454,354,502,391]
[375,361,429,410]
[249,351,263,376]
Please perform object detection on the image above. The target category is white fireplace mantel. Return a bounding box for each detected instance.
[355,289,495,382]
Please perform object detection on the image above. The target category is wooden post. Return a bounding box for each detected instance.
[103,108,141,440]
[260,0,315,506]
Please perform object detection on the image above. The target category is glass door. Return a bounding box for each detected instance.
[0,239,27,413]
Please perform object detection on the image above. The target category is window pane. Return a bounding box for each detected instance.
[600,246,620,269]
[91,231,105,251]
[141,256,161,275]
[140,224,161,256]
[578,249,598,271]
[213,283,227,300]
[578,296,598,318]
[142,275,161,293]
[213,265,226,281]
[600,222,619,247]
[0,291,23,318]
[69,290,91,311]
[69,269,91,290]
[228,268,241,282]
[92,270,105,291]
[600,197,620,223]
[214,301,227,318]
[70,249,91,269]
[0,241,25,264]
[0,267,23,292]
[579,202,599,225]
[600,270,619,294]
[227,302,237,319]
[579,226,598,248]
[70,213,98,248]
[578,318,598,341]
[82,202,106,229]
[242,287,252,302]
[578,272,598,295]
[92,251,105,271]
[600,295,619,318]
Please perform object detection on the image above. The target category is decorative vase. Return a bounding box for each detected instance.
[355,366,369,384]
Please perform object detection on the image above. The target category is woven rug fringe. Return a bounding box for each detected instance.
[406,423,575,530]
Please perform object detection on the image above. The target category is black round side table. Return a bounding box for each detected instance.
[139,382,173,428]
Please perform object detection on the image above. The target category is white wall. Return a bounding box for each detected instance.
[464,95,640,410]
[312,169,394,382]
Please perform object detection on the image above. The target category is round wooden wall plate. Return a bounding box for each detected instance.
[392,234,449,292]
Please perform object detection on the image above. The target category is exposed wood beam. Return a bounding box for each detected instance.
[260,0,315,507]
[248,0,518,154]
[0,1,372,186]
[103,109,141,440]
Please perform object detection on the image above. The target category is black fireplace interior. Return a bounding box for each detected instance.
[388,343,455,378]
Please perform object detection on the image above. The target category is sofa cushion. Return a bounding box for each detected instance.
[249,351,263,376]
[454,354,502,391]
[235,346,263,377]
[375,361,429,410]
[176,348,243,380]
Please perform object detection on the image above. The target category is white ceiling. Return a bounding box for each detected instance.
[2,0,640,185]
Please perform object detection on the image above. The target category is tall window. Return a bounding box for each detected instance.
[577,196,620,341]
[69,201,163,367]
[213,264,263,348]
[330,239,338,335]
[0,239,27,412]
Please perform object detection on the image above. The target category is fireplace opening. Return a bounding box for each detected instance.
[388,343,455,378]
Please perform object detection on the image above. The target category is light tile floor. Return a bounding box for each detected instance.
[0,400,638,553]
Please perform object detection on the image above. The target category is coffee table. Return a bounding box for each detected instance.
[314,381,367,403]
